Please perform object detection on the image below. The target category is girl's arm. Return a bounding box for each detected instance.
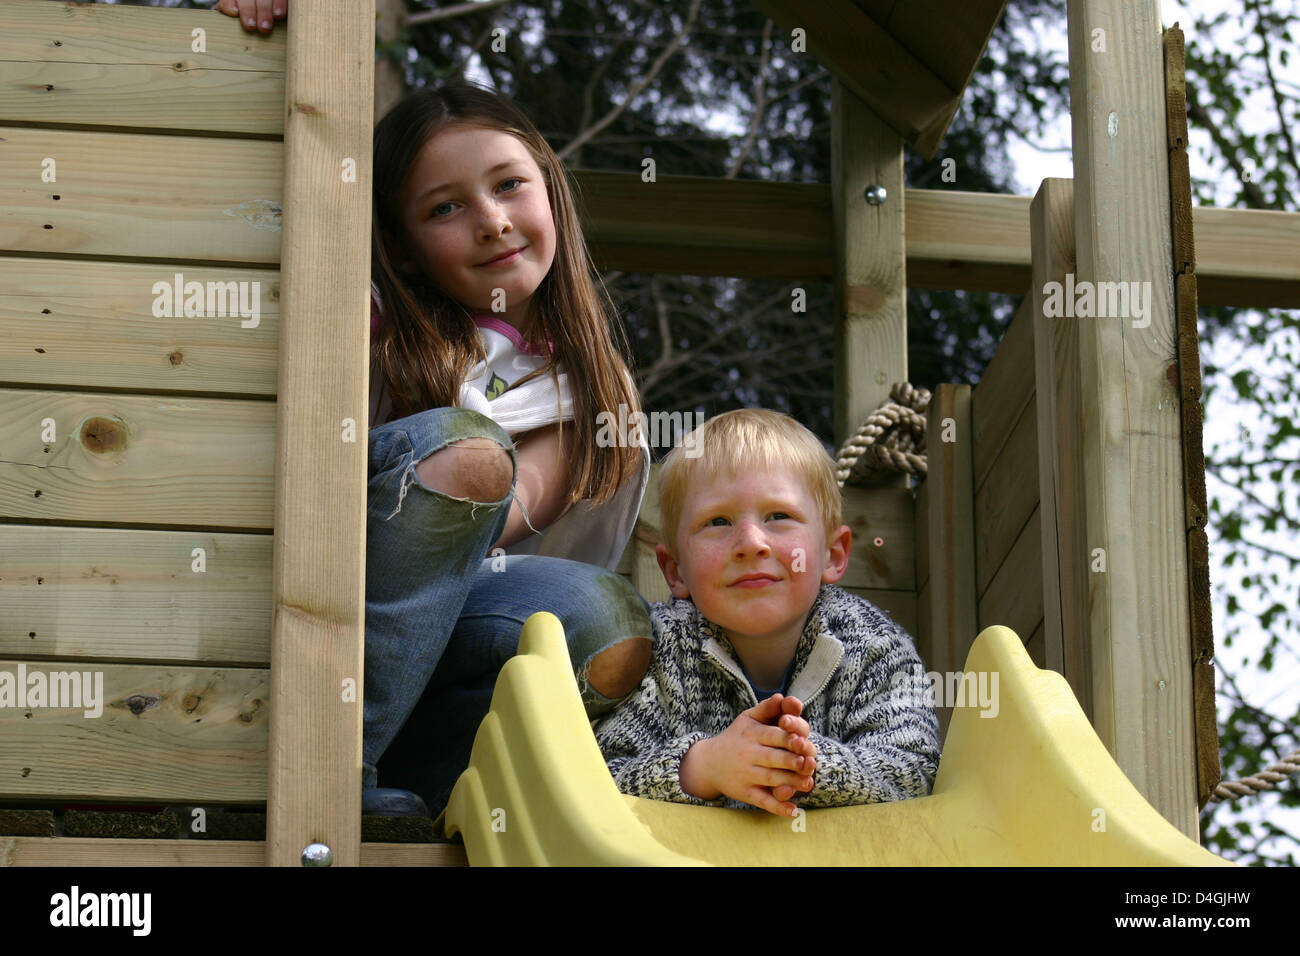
[493,423,573,548]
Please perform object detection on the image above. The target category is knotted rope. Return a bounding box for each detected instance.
[1210,747,1300,803]
[833,382,931,487]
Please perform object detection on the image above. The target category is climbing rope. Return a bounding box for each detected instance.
[1210,747,1300,803]
[833,382,931,487]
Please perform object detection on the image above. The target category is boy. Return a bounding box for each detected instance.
[595,409,941,817]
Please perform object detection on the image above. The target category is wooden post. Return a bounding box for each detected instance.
[1030,178,1092,717]
[924,384,977,739]
[267,0,374,867]
[831,79,907,449]
[1064,0,1197,836]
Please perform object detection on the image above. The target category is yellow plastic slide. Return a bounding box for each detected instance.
[443,613,1230,865]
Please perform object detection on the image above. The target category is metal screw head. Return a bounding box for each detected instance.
[301,843,333,867]
[864,184,887,205]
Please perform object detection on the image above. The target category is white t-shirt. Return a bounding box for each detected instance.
[368,287,647,571]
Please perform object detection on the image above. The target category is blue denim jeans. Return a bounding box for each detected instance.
[365,405,650,800]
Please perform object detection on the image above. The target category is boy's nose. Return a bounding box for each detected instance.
[732,520,771,557]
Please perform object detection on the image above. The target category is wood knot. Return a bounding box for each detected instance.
[168,350,184,366]
[80,415,127,453]
[124,694,159,716]
[292,102,318,114]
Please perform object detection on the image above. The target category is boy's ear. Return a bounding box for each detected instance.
[655,542,691,599]
[820,525,852,584]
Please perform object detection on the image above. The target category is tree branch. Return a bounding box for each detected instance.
[408,0,514,27]
[725,18,774,180]
[1186,84,1275,209]
[556,0,705,162]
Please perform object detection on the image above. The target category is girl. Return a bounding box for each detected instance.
[364,83,652,816]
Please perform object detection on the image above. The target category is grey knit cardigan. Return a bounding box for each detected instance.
[594,584,942,810]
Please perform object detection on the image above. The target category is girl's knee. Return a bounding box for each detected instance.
[415,438,513,502]
[585,636,652,699]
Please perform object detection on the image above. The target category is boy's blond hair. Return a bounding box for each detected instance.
[657,408,842,556]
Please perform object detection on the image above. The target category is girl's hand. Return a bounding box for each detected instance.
[215,0,287,35]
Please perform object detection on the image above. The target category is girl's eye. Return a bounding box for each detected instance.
[430,201,455,219]
[499,177,522,192]
[707,516,730,527]
[769,512,792,521]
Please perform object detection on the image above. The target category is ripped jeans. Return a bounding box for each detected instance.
[365,405,650,808]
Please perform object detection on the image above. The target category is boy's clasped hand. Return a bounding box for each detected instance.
[680,693,818,818]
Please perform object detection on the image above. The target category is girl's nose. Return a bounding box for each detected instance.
[478,203,511,240]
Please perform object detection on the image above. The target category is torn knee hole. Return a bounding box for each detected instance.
[415,441,512,502]
[585,637,652,699]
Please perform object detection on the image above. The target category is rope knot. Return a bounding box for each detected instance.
[834,382,931,487]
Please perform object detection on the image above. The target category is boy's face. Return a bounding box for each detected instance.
[657,464,851,647]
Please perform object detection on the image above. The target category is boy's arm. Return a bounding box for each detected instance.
[593,671,721,806]
[797,622,942,810]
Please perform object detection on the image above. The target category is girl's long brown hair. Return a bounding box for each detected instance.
[372,83,642,505]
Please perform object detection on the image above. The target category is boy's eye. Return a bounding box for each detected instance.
[707,516,731,527]
[769,512,792,521]
[430,201,455,218]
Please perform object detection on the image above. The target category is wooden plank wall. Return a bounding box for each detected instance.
[0,3,286,809]
[965,295,1046,667]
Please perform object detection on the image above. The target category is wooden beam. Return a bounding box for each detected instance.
[0,3,285,136]
[922,385,977,682]
[1030,178,1086,713]
[1,838,466,866]
[577,174,1299,307]
[266,0,372,868]
[978,505,1045,645]
[1163,24,1219,809]
[1067,0,1197,837]
[0,661,268,802]
[0,258,279,397]
[831,82,907,447]
[0,388,275,528]
[884,0,1009,158]
[0,126,283,263]
[578,170,828,280]
[0,526,270,666]
[973,391,1038,599]
[971,294,1035,492]
[749,0,959,153]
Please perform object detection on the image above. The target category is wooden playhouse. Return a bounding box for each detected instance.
[1,0,1296,865]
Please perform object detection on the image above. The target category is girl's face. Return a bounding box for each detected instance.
[396,125,557,329]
